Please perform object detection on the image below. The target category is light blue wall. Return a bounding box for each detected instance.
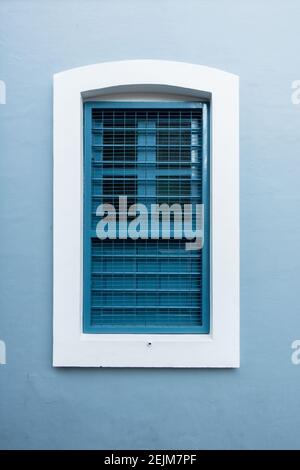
[1,0,300,450]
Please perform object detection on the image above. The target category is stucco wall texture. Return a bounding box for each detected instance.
[1,0,300,449]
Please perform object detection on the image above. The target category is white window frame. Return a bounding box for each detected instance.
[53,60,239,367]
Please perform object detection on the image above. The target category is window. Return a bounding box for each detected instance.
[83,102,209,334]
[53,60,239,367]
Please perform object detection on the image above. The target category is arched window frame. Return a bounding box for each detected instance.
[53,60,239,367]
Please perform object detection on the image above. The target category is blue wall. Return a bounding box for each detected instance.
[1,0,300,449]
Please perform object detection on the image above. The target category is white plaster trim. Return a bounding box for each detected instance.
[53,60,239,367]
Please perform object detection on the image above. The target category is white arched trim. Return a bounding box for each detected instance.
[53,60,239,367]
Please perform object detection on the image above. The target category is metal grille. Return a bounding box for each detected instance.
[84,103,209,333]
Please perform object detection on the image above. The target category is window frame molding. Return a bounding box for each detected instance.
[53,59,239,367]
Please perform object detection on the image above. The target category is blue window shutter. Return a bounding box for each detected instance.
[83,102,210,333]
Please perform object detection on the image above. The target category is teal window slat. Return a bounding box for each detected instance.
[83,102,210,333]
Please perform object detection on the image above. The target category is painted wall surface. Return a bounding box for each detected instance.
[1,0,300,450]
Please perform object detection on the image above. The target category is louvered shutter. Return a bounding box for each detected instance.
[83,102,209,333]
